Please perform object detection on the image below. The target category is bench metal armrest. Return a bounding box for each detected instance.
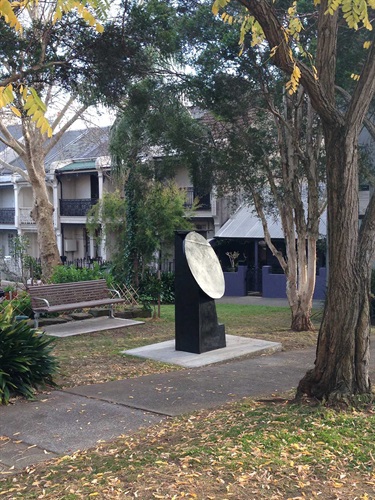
[33,297,51,308]
[109,288,121,299]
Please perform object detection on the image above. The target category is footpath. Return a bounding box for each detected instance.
[0,296,365,475]
[1,344,317,473]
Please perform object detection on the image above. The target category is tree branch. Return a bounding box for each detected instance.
[0,121,26,157]
[345,34,375,136]
[50,95,77,131]
[0,158,29,182]
[45,104,88,153]
[236,0,344,125]
[336,85,375,141]
[0,61,68,87]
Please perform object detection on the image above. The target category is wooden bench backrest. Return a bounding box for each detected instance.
[28,279,109,308]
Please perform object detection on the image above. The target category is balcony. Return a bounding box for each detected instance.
[19,207,34,225]
[0,208,15,224]
[60,198,99,217]
[182,188,211,210]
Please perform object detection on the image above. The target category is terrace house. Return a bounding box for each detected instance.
[0,125,232,266]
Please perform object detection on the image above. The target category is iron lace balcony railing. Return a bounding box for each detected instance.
[182,188,211,210]
[0,208,15,224]
[60,198,99,217]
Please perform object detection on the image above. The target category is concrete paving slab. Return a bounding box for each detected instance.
[123,335,282,368]
[0,438,59,472]
[0,391,165,461]
[43,316,144,337]
[67,348,316,416]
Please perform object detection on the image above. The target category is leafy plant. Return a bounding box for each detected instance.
[139,271,175,305]
[49,263,106,284]
[0,305,58,404]
[0,291,33,318]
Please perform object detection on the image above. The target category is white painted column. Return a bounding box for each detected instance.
[12,178,19,232]
[52,177,62,256]
[98,169,104,200]
[97,169,107,259]
[89,236,95,259]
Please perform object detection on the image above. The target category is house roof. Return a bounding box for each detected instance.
[0,126,110,174]
[215,205,327,239]
[45,127,110,168]
[55,160,96,173]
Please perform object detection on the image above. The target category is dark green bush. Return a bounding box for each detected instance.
[139,271,175,304]
[49,263,107,284]
[0,305,58,404]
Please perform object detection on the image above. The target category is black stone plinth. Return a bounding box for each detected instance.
[175,231,226,354]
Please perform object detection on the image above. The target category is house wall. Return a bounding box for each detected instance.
[18,187,33,207]
[60,174,91,199]
[19,232,39,258]
[223,265,247,296]
[262,266,327,300]
[61,225,88,259]
[0,230,17,256]
[0,187,14,208]
[175,166,191,188]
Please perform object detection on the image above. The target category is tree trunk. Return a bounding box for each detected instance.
[30,177,60,280]
[297,126,372,401]
[289,281,315,332]
[23,123,60,281]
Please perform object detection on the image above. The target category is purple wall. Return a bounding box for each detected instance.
[223,265,327,299]
[223,265,247,296]
[262,266,327,300]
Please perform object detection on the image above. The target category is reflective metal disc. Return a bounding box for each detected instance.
[184,231,225,299]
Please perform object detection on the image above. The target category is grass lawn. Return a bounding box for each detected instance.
[1,399,375,498]
[2,304,375,498]
[53,303,319,388]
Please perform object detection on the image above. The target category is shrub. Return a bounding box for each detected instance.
[0,305,58,404]
[139,271,175,304]
[49,263,106,284]
[0,291,33,318]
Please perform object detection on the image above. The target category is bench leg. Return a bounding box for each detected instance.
[34,312,40,329]
[109,304,114,318]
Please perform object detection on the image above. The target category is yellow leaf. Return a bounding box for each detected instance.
[10,106,21,117]
[270,45,279,58]
[40,120,50,136]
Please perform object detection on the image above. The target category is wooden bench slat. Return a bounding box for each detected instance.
[33,298,125,313]
[28,279,126,327]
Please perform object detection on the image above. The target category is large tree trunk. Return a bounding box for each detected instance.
[233,0,375,400]
[23,123,60,281]
[297,126,372,400]
[30,176,60,280]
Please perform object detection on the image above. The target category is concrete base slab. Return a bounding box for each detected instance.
[123,335,282,368]
[43,316,144,337]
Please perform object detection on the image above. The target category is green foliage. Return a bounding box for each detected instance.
[49,263,106,284]
[139,271,175,305]
[0,305,58,404]
[86,190,127,244]
[0,291,33,318]
[135,181,193,262]
[23,255,43,281]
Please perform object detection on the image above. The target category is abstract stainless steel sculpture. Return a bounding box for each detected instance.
[175,231,226,354]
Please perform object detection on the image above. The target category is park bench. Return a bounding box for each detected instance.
[28,279,125,328]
